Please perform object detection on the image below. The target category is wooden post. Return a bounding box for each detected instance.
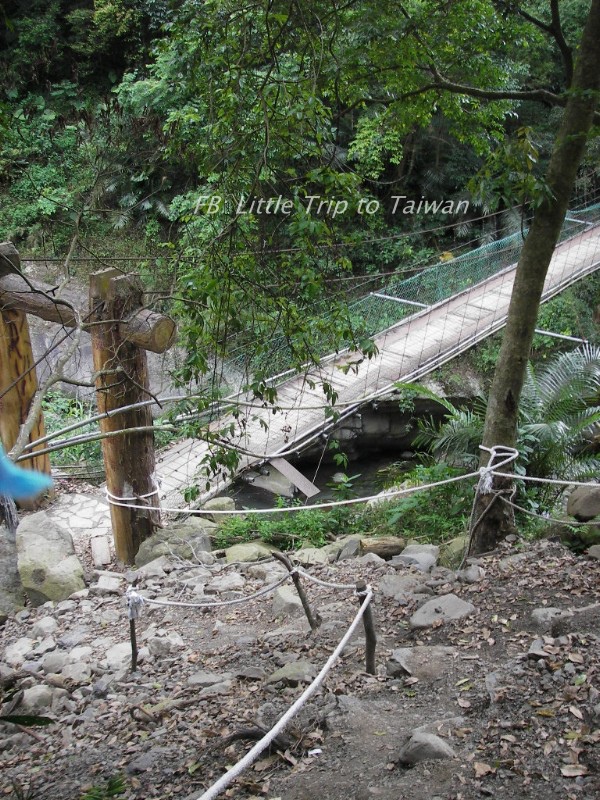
[0,243,52,506]
[356,580,376,675]
[272,551,321,631]
[90,269,161,564]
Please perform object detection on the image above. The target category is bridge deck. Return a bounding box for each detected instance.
[155,224,600,508]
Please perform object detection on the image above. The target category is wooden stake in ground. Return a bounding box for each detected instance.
[272,551,321,631]
[356,580,376,674]
[89,269,165,564]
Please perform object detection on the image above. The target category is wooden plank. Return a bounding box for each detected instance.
[270,457,320,497]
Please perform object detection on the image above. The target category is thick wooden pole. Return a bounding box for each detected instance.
[90,269,160,564]
[356,580,376,675]
[0,308,52,506]
[272,551,321,631]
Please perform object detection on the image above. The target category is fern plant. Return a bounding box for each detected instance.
[397,344,600,509]
[80,775,126,800]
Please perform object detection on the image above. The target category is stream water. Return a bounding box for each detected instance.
[224,452,415,509]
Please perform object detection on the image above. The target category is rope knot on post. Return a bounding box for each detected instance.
[477,465,494,495]
[126,586,145,621]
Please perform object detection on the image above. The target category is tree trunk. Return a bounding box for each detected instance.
[90,270,161,564]
[0,309,52,509]
[470,0,600,555]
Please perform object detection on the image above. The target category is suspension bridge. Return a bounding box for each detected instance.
[155,207,600,508]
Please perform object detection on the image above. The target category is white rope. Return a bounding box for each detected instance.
[106,468,483,515]
[294,567,357,591]
[492,471,600,489]
[193,588,374,800]
[106,487,159,502]
[477,445,519,494]
[133,572,292,610]
[105,445,524,516]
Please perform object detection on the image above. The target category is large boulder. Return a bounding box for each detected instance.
[409,593,476,629]
[225,540,278,563]
[201,496,236,523]
[567,484,600,521]
[16,512,85,606]
[135,517,216,566]
[0,524,25,623]
[439,535,469,568]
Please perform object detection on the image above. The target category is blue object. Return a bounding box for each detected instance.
[0,444,53,500]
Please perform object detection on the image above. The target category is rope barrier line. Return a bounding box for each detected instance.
[106,444,521,516]
[499,494,596,526]
[106,468,483,514]
[192,588,374,800]
[491,471,600,489]
[294,567,357,591]
[126,572,292,611]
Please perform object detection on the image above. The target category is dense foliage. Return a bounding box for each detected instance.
[1,1,598,391]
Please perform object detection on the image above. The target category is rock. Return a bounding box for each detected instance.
[62,662,92,683]
[272,585,303,618]
[58,628,88,649]
[147,632,185,656]
[225,541,277,563]
[456,565,485,583]
[103,642,132,671]
[587,544,600,560]
[266,660,317,686]
[409,594,476,629]
[198,680,233,698]
[205,572,246,594]
[356,553,386,566]
[439,535,469,568]
[392,544,439,573]
[0,526,25,623]
[397,731,457,765]
[67,646,93,663]
[551,604,600,637]
[32,616,58,639]
[246,562,287,582]
[236,665,266,680]
[188,670,234,687]
[4,637,35,667]
[134,519,215,566]
[531,607,572,632]
[90,536,111,568]
[129,556,171,580]
[379,574,429,601]
[89,574,123,596]
[387,646,457,682]
[294,546,331,566]
[567,484,600,521]
[360,536,406,559]
[42,650,69,674]
[16,512,85,606]
[202,496,236,522]
[32,636,56,656]
[19,685,55,714]
[528,638,552,659]
[336,536,362,561]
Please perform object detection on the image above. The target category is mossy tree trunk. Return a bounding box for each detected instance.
[469,0,600,555]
